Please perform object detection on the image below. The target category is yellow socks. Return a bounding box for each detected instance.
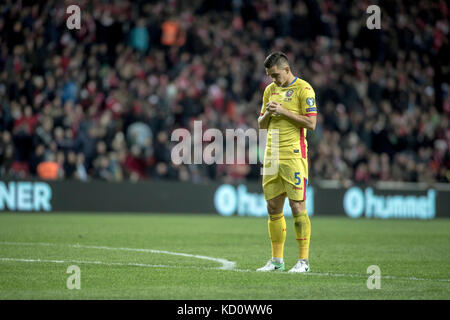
[268,213,286,259]
[267,211,310,260]
[293,210,311,260]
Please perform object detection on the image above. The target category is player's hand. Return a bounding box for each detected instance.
[266,102,284,116]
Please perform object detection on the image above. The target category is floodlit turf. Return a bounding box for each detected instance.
[0,212,449,300]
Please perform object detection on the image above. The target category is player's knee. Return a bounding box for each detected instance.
[266,193,286,215]
[267,201,278,215]
[267,198,283,215]
[289,199,305,214]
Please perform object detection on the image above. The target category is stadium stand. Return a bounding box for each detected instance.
[0,0,448,183]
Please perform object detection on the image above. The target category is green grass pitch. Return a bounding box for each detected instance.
[0,213,449,299]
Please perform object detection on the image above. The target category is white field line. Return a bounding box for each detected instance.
[301,271,450,283]
[0,241,235,270]
[0,241,449,283]
[0,257,173,269]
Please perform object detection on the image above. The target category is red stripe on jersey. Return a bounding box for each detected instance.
[305,113,317,117]
[303,178,307,200]
[260,112,264,116]
[300,128,306,159]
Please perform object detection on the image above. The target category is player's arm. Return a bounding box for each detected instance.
[266,102,317,131]
[258,87,273,130]
[267,86,318,130]
[258,110,272,129]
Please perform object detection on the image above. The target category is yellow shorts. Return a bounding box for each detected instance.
[262,158,308,201]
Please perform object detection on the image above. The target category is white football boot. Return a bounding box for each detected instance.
[256,258,285,272]
[288,259,310,273]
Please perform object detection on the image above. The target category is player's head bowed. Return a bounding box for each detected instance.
[264,52,293,87]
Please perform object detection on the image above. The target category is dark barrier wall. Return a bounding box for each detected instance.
[1,180,449,219]
[0,180,217,213]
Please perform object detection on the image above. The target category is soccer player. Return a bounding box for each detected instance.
[256,52,317,273]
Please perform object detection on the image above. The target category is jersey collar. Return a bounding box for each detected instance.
[282,76,298,88]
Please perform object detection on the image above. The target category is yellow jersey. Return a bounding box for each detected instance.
[260,77,317,160]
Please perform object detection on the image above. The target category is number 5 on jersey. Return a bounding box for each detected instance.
[295,172,301,185]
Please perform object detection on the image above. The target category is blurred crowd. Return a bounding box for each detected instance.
[0,0,449,184]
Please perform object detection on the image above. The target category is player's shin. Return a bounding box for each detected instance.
[293,210,311,260]
[268,213,286,261]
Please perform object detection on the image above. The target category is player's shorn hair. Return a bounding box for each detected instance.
[264,52,290,69]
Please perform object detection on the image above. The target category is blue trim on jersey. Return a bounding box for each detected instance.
[282,76,298,88]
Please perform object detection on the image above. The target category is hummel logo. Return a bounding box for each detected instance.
[293,186,303,190]
[271,93,280,95]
